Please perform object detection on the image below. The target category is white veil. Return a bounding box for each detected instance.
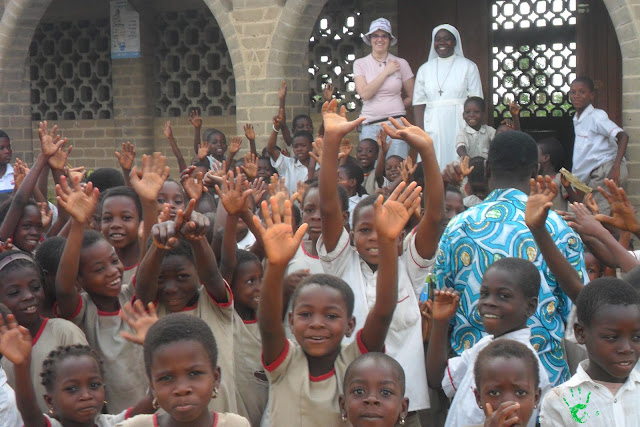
[428,24,465,61]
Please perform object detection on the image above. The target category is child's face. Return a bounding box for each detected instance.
[158,255,199,312]
[150,340,221,424]
[463,102,484,130]
[232,261,263,314]
[478,268,537,337]
[257,158,273,180]
[292,137,312,163]
[158,181,185,221]
[444,191,465,225]
[0,266,43,327]
[293,117,313,134]
[576,304,640,382]
[474,356,540,427]
[101,196,140,250]
[14,204,43,253]
[79,240,124,299]
[207,133,227,160]
[352,205,380,267]
[384,157,401,182]
[356,140,378,171]
[569,81,594,112]
[584,253,602,282]
[302,188,322,241]
[45,355,105,425]
[340,359,408,427]
[290,283,355,358]
[338,168,356,195]
[0,137,12,165]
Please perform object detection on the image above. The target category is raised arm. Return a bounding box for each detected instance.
[243,123,257,157]
[256,198,308,365]
[266,110,284,160]
[163,121,189,174]
[189,109,203,154]
[525,176,583,303]
[375,129,389,187]
[360,183,421,351]
[115,141,136,187]
[426,289,460,388]
[320,100,366,252]
[277,81,293,146]
[383,117,444,259]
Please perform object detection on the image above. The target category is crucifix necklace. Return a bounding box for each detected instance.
[436,57,455,96]
[373,53,389,68]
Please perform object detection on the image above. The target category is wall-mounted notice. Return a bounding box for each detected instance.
[110,0,140,59]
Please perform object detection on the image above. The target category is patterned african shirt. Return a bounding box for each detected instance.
[435,188,587,385]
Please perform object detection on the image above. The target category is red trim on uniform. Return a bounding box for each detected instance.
[180,304,197,312]
[54,297,83,320]
[32,318,48,345]
[131,274,136,287]
[97,308,120,316]
[212,411,219,427]
[325,231,351,262]
[309,368,335,382]
[124,407,134,419]
[300,241,319,260]
[243,318,257,324]
[263,340,290,372]
[447,363,457,392]
[124,262,139,271]
[206,280,234,308]
[45,417,52,427]
[397,295,409,303]
[153,413,160,427]
[355,329,385,354]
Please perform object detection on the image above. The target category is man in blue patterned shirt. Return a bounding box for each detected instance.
[435,131,587,385]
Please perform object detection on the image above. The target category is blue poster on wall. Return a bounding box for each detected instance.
[110,0,141,59]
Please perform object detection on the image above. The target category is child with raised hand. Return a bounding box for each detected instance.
[473,340,542,427]
[539,278,640,426]
[0,314,154,427]
[426,258,551,427]
[135,199,237,414]
[116,314,250,427]
[256,184,406,425]
[0,250,87,413]
[54,178,147,413]
[358,133,386,195]
[339,353,409,427]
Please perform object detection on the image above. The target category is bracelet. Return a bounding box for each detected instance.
[273,124,281,133]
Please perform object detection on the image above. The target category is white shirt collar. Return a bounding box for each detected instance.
[465,125,485,135]
[567,360,640,391]
[573,104,595,123]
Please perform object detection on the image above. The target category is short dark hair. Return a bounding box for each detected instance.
[303,180,349,214]
[488,131,538,181]
[339,162,366,196]
[358,138,379,155]
[292,114,313,130]
[87,168,125,193]
[344,353,406,395]
[467,156,487,192]
[41,345,104,392]
[292,130,313,146]
[204,128,226,143]
[0,130,10,141]
[34,236,66,275]
[143,313,218,378]
[352,194,379,228]
[485,257,540,300]
[571,76,594,91]
[474,339,539,388]
[537,138,566,172]
[0,197,39,225]
[465,96,486,112]
[81,230,106,250]
[102,186,143,220]
[290,273,354,318]
[576,277,640,327]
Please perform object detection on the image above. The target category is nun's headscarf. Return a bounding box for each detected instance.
[428,24,465,61]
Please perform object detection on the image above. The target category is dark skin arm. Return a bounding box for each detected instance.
[163,121,189,175]
[189,109,203,154]
[426,289,460,388]
[607,131,629,186]
[277,81,293,146]
[375,129,389,187]
[266,110,284,161]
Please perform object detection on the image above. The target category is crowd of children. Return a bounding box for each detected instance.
[0,74,637,427]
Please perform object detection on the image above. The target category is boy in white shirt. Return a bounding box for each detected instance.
[540,278,640,426]
[455,97,496,160]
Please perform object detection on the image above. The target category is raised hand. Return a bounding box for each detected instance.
[250,177,267,203]
[0,314,32,366]
[197,141,209,160]
[400,157,417,183]
[13,158,28,190]
[594,178,640,233]
[375,181,422,241]
[420,300,433,342]
[189,109,202,129]
[65,166,86,185]
[442,161,464,186]
[460,156,475,177]
[431,288,460,322]
[309,138,324,165]
[115,141,136,171]
[567,202,607,237]
[525,176,557,230]
[215,170,253,216]
[253,197,308,266]
[177,200,209,241]
[294,181,307,205]
[241,152,258,181]
[339,137,353,159]
[377,129,391,155]
[508,98,520,117]
[243,123,256,141]
[322,83,335,102]
[281,147,290,157]
[0,238,14,253]
[383,117,434,152]
[56,176,99,223]
[39,202,53,231]
[129,152,170,203]
[163,120,174,140]
[500,118,515,129]
[38,121,67,158]
[321,99,366,142]
[272,113,282,132]
[48,144,72,171]
[152,218,181,250]
[119,300,158,345]
[278,80,287,102]
[483,402,521,427]
[584,193,599,215]
[180,166,205,201]
[203,170,224,189]
[158,203,172,223]
[229,136,243,155]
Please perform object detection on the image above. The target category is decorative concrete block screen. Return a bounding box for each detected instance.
[30,19,113,121]
[491,0,577,120]
[153,9,235,117]
[309,0,365,112]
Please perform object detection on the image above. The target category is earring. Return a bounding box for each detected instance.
[534,404,537,409]
[152,398,159,410]
[49,407,54,415]
[212,387,218,399]
[341,412,347,422]
[479,405,484,409]
[399,416,406,425]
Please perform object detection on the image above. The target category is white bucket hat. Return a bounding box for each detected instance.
[362,18,397,46]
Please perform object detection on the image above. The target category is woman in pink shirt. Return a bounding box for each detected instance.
[354,18,414,159]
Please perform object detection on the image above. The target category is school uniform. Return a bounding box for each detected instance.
[442,328,551,427]
[116,412,250,427]
[233,312,268,427]
[362,171,388,196]
[2,318,87,413]
[45,408,133,427]
[263,329,370,426]
[270,155,317,196]
[540,360,640,426]
[156,284,237,414]
[59,284,147,413]
[285,240,323,276]
[348,194,364,227]
[317,227,433,412]
[455,125,495,159]
[0,164,14,194]
[0,366,21,427]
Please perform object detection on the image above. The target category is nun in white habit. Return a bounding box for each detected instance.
[413,24,483,170]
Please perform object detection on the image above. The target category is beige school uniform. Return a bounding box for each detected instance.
[285,241,323,276]
[156,284,237,414]
[3,318,87,413]
[363,172,388,196]
[264,329,369,426]
[233,312,267,427]
[115,412,250,427]
[61,284,147,413]
[44,408,132,427]
[122,264,138,288]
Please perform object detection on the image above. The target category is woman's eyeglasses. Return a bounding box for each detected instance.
[370,34,390,40]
